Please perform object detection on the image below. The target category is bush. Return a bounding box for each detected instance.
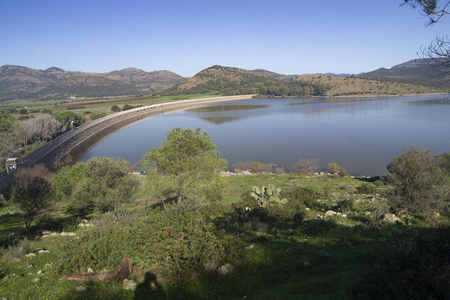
[122,104,134,111]
[289,185,326,208]
[90,112,107,120]
[111,105,121,112]
[250,161,273,174]
[327,162,348,177]
[290,158,319,174]
[19,108,28,115]
[386,147,445,212]
[355,184,377,194]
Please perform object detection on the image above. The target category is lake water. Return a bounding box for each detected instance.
[77,94,450,176]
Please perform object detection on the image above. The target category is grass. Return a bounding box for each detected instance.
[0,173,448,299]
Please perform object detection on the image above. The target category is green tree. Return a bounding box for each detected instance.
[386,147,445,212]
[111,105,121,112]
[11,166,52,228]
[52,157,139,214]
[141,128,227,203]
[52,111,86,128]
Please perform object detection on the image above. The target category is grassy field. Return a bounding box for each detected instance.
[0,172,448,299]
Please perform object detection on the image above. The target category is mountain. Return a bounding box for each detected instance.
[161,65,279,96]
[0,65,185,100]
[360,59,450,89]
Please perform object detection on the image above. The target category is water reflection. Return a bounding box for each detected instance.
[202,116,242,124]
[187,104,267,113]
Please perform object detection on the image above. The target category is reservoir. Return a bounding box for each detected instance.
[76,94,450,176]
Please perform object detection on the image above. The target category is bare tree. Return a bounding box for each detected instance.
[21,115,64,145]
[402,1,450,77]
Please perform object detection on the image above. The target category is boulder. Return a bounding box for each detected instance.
[325,210,337,217]
[383,214,400,224]
[217,263,234,276]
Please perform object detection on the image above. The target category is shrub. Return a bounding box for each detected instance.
[122,104,134,111]
[290,158,319,174]
[19,108,28,115]
[355,184,377,194]
[90,112,107,120]
[327,162,348,177]
[250,161,273,174]
[386,147,445,212]
[289,185,326,208]
[111,105,121,112]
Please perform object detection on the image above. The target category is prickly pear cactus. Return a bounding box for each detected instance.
[250,184,288,208]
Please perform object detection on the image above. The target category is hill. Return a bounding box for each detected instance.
[0,65,185,101]
[252,69,292,81]
[360,59,450,90]
[298,74,443,96]
[160,65,280,96]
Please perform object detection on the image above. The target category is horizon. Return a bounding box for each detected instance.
[1,0,449,77]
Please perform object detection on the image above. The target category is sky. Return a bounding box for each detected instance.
[1,0,449,77]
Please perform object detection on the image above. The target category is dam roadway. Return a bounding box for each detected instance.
[0,95,255,196]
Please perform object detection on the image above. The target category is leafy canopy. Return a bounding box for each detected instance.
[141,127,227,203]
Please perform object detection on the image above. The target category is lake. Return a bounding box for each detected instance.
[76,94,450,176]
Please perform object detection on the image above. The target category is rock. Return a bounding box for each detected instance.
[78,223,85,227]
[245,244,255,250]
[305,207,310,211]
[317,250,331,257]
[87,268,94,274]
[217,263,234,276]
[271,227,279,234]
[383,214,400,224]
[45,263,53,268]
[325,210,337,217]
[38,249,49,254]
[37,270,42,275]
[123,279,137,290]
[340,214,347,218]
[303,261,311,267]
[32,278,39,282]
[75,286,86,292]
[25,253,36,258]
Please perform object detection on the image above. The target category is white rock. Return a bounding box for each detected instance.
[305,207,310,211]
[32,278,39,282]
[325,210,337,217]
[217,263,234,276]
[87,268,94,274]
[303,261,311,267]
[383,214,400,224]
[123,279,137,290]
[25,253,36,258]
[75,286,86,292]
[37,270,42,275]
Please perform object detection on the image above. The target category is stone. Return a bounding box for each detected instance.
[37,270,42,275]
[32,278,39,282]
[271,227,279,234]
[340,214,347,218]
[383,214,400,224]
[305,207,310,211]
[123,279,137,290]
[217,263,234,276]
[75,286,86,292]
[325,210,337,217]
[303,261,311,267]
[317,250,331,257]
[78,223,85,227]
[87,268,94,274]
[25,253,36,258]
[38,249,49,254]
[245,244,255,250]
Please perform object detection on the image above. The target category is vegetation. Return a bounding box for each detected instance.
[52,111,86,128]
[386,147,446,212]
[141,127,227,204]
[0,138,448,298]
[10,165,52,228]
[51,157,139,215]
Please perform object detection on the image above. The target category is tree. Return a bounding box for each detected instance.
[141,128,227,203]
[402,1,450,77]
[11,165,52,228]
[52,111,86,129]
[21,115,64,145]
[52,157,139,214]
[386,147,445,212]
[111,105,121,112]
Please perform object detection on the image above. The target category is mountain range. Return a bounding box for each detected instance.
[0,59,447,101]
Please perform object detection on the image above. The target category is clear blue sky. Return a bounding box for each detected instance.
[1,0,449,77]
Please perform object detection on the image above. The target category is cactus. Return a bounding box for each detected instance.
[250,184,288,208]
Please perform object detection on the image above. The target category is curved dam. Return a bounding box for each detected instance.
[0,95,254,196]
